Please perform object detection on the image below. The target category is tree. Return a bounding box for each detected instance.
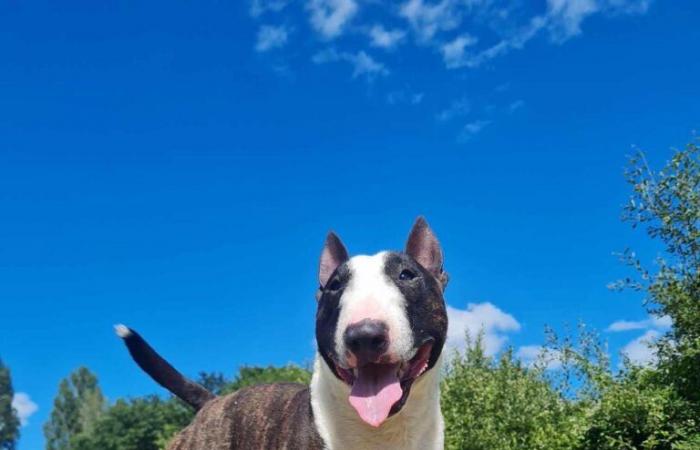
[220,364,312,395]
[620,140,700,407]
[69,364,312,449]
[0,359,19,450]
[44,367,106,450]
[69,397,192,450]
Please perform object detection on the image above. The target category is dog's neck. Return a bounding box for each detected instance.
[309,354,444,450]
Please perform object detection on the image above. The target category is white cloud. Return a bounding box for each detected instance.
[546,0,652,42]
[441,33,478,68]
[250,0,654,79]
[12,392,38,426]
[250,0,289,17]
[455,16,547,68]
[516,345,563,370]
[605,0,651,14]
[508,99,525,113]
[463,120,491,136]
[606,315,672,332]
[446,302,520,356]
[255,25,289,52]
[607,314,670,367]
[621,329,660,366]
[308,0,358,39]
[546,0,599,42]
[399,0,462,42]
[387,90,425,105]
[313,49,389,80]
[369,25,406,50]
[607,319,649,332]
[436,96,470,121]
[651,314,673,329]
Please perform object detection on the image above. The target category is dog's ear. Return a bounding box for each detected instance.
[405,217,447,287]
[318,232,349,289]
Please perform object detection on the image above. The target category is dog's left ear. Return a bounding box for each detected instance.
[405,217,448,289]
[318,231,349,289]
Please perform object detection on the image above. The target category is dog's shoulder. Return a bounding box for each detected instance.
[167,383,325,450]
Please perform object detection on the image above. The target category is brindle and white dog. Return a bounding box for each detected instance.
[117,217,449,449]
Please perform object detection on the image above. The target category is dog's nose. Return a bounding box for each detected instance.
[344,319,389,365]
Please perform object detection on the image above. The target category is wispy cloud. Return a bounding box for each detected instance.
[250,0,289,17]
[508,99,525,113]
[247,0,655,137]
[459,119,491,141]
[255,25,289,52]
[313,49,389,80]
[387,90,425,105]
[607,315,672,332]
[12,393,38,426]
[441,33,478,68]
[451,16,547,69]
[446,302,520,356]
[252,0,654,73]
[546,0,599,42]
[307,0,358,39]
[369,25,406,50]
[399,0,466,42]
[436,96,470,121]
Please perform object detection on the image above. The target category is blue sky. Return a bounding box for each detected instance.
[1,0,699,448]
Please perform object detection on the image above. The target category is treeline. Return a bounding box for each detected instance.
[1,141,699,449]
[41,366,312,450]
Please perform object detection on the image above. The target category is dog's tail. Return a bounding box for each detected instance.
[114,324,215,411]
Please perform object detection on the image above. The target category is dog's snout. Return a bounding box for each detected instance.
[344,319,389,365]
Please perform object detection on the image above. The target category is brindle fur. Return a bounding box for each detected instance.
[168,384,324,450]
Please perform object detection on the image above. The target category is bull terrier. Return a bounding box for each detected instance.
[117,217,449,449]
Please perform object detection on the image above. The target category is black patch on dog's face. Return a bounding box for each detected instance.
[315,262,352,377]
[383,252,447,370]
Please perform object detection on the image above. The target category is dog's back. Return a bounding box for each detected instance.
[168,383,324,450]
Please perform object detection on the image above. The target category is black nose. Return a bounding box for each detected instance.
[343,319,389,365]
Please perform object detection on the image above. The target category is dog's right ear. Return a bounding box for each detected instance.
[318,232,349,290]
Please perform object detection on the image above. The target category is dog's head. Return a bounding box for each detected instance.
[315,217,448,427]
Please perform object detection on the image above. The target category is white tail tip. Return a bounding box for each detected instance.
[114,324,132,339]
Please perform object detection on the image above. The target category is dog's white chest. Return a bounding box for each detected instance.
[310,356,444,450]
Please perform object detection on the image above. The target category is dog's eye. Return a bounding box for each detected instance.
[327,278,343,291]
[399,269,417,281]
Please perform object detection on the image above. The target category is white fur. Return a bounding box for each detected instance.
[334,252,414,365]
[310,354,444,450]
[114,324,132,338]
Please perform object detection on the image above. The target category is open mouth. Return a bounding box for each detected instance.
[333,339,434,427]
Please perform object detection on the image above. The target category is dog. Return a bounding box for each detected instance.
[116,217,449,449]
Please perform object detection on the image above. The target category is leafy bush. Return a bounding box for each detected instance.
[441,336,586,450]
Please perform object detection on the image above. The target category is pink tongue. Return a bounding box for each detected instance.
[348,363,403,427]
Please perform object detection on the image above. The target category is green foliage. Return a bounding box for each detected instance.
[69,397,192,450]
[44,367,105,450]
[621,141,700,405]
[0,359,20,450]
[195,372,228,395]
[62,364,311,450]
[580,368,698,450]
[442,323,700,450]
[219,364,312,395]
[441,335,586,450]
